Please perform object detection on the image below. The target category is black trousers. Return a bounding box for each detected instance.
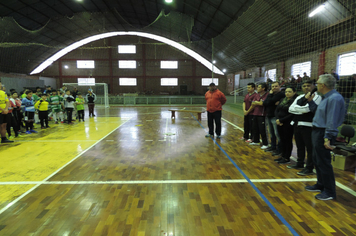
[6,113,18,137]
[312,127,336,198]
[39,110,49,127]
[294,125,314,170]
[66,108,74,124]
[207,110,222,136]
[277,123,294,160]
[252,116,268,145]
[88,103,95,116]
[77,110,84,120]
[243,115,254,140]
[25,111,34,131]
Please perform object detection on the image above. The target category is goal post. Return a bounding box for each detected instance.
[63,83,110,108]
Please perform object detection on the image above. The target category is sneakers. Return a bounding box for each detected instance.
[249,142,260,146]
[274,157,283,162]
[15,134,24,138]
[216,135,221,139]
[205,134,213,138]
[1,138,14,143]
[25,131,31,134]
[278,159,290,164]
[8,136,14,140]
[61,121,65,123]
[305,185,323,192]
[245,139,252,143]
[315,192,335,201]
[46,126,50,128]
[29,130,38,133]
[260,145,269,150]
[297,169,314,176]
[287,164,304,169]
[41,126,46,129]
[239,137,245,140]
[55,121,58,124]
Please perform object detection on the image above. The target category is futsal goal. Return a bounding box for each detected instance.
[63,82,109,108]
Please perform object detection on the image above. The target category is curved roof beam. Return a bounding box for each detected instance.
[30,31,224,75]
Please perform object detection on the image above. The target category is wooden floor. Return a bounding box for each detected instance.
[0,106,355,236]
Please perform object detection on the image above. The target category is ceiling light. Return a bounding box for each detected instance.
[223,69,227,73]
[213,60,216,64]
[267,31,277,37]
[309,4,325,17]
[64,65,69,69]
[165,0,173,3]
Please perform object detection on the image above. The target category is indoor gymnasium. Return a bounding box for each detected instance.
[0,0,356,235]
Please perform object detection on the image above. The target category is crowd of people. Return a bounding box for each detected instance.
[241,74,346,200]
[0,82,97,144]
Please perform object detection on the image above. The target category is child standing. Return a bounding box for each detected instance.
[86,89,96,117]
[35,94,50,129]
[22,90,37,134]
[63,90,75,124]
[76,92,85,122]
[7,93,20,138]
[49,89,64,124]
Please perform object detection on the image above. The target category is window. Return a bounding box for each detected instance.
[291,61,311,77]
[77,60,95,69]
[119,78,137,86]
[202,78,219,86]
[118,45,136,54]
[78,78,95,86]
[160,61,178,69]
[119,60,137,69]
[338,52,356,76]
[265,69,277,81]
[161,78,178,86]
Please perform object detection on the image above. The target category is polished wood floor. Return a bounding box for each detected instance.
[0,106,355,236]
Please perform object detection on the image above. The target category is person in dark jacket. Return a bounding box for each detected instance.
[86,89,97,117]
[263,81,285,155]
[274,87,298,164]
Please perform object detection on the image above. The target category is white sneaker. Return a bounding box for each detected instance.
[249,142,260,146]
[261,145,269,150]
[245,139,252,143]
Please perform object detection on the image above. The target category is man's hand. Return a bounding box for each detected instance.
[324,140,334,150]
[243,111,248,116]
[2,109,8,115]
[305,92,315,102]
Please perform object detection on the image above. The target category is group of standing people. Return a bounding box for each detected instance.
[242,74,345,200]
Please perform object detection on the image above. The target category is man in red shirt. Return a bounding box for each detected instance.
[240,83,257,142]
[205,83,227,139]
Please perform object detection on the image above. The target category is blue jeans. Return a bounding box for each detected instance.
[265,116,280,150]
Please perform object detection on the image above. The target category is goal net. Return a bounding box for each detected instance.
[63,83,109,108]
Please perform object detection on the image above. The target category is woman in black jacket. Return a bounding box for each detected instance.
[274,87,298,164]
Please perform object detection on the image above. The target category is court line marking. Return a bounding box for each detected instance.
[0,118,132,216]
[0,179,317,185]
[221,117,355,196]
[194,115,299,236]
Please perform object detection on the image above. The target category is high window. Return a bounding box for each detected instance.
[118,45,136,54]
[77,60,95,69]
[291,61,311,77]
[161,78,178,86]
[78,78,95,86]
[119,78,137,86]
[119,60,137,69]
[265,69,277,81]
[338,52,356,76]
[202,78,219,86]
[160,61,178,69]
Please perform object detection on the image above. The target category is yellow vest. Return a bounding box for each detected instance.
[0,90,9,112]
[34,99,49,111]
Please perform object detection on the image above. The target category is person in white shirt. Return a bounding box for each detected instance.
[288,80,322,175]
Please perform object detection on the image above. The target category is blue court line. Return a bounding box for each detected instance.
[191,113,299,236]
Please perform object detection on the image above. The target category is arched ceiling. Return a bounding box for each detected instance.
[0,0,355,75]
